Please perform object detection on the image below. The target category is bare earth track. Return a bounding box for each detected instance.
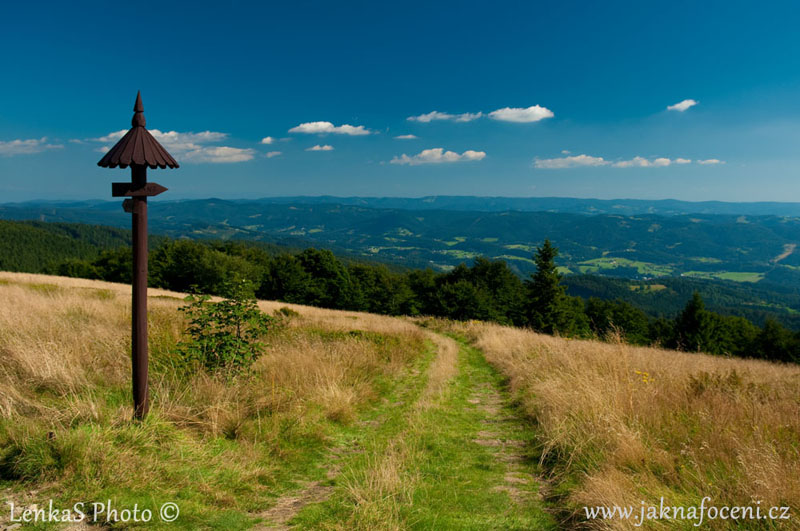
[254,326,554,529]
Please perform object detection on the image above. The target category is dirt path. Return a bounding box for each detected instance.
[252,331,459,529]
[262,331,554,530]
[773,243,797,264]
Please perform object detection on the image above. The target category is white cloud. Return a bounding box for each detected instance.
[535,154,609,169]
[149,130,229,152]
[390,147,486,165]
[261,136,275,144]
[0,137,63,156]
[407,111,483,123]
[289,121,370,135]
[94,130,127,143]
[667,99,698,112]
[306,144,334,151]
[182,146,255,163]
[94,129,229,152]
[265,151,282,158]
[91,129,256,163]
[394,134,418,139]
[561,149,571,154]
[488,105,554,123]
[613,156,654,168]
[697,158,723,165]
[406,105,554,124]
[535,154,711,169]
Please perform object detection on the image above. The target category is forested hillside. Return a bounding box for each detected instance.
[2,200,799,281]
[1,220,798,363]
[0,220,134,272]
[565,274,800,328]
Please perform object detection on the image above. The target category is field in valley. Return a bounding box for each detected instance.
[0,272,798,529]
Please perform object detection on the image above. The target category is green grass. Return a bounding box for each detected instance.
[21,282,62,295]
[442,236,468,246]
[0,317,431,530]
[366,246,420,254]
[629,283,667,292]
[1,358,433,530]
[682,271,765,283]
[494,254,535,265]
[503,244,535,252]
[437,249,478,259]
[688,256,723,264]
[577,257,674,276]
[292,337,555,530]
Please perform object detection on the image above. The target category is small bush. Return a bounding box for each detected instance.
[176,282,275,373]
[275,306,300,318]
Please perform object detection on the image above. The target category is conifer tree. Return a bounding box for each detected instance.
[525,239,567,333]
[675,291,714,352]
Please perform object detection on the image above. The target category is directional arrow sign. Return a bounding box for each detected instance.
[112,182,168,197]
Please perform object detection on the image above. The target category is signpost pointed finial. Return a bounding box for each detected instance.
[132,91,146,128]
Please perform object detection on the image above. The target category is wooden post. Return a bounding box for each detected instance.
[131,164,149,420]
[99,92,177,421]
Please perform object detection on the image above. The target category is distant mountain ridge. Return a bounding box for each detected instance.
[2,198,800,285]
[240,196,800,217]
[8,196,800,217]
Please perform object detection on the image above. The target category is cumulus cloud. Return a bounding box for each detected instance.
[261,136,275,144]
[407,111,483,123]
[488,105,554,123]
[91,129,256,163]
[93,129,230,149]
[265,151,282,158]
[0,137,63,156]
[149,130,229,152]
[394,134,418,139]
[534,154,608,169]
[289,121,371,135]
[390,147,486,165]
[407,105,554,124]
[306,144,334,151]
[535,154,716,169]
[667,99,698,112]
[182,146,255,163]
[93,130,127,143]
[613,156,657,168]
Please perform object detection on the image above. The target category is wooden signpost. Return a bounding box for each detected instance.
[97,92,178,420]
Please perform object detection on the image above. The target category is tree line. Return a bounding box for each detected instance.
[50,238,799,364]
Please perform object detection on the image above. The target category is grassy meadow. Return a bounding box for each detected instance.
[0,272,428,528]
[435,319,800,529]
[0,271,798,529]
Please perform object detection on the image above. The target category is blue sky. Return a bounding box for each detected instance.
[1,0,800,202]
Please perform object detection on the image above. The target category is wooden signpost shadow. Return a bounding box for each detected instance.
[98,92,178,420]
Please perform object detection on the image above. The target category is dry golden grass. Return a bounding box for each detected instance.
[332,332,459,529]
[0,272,426,522]
[0,272,424,430]
[441,320,800,529]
